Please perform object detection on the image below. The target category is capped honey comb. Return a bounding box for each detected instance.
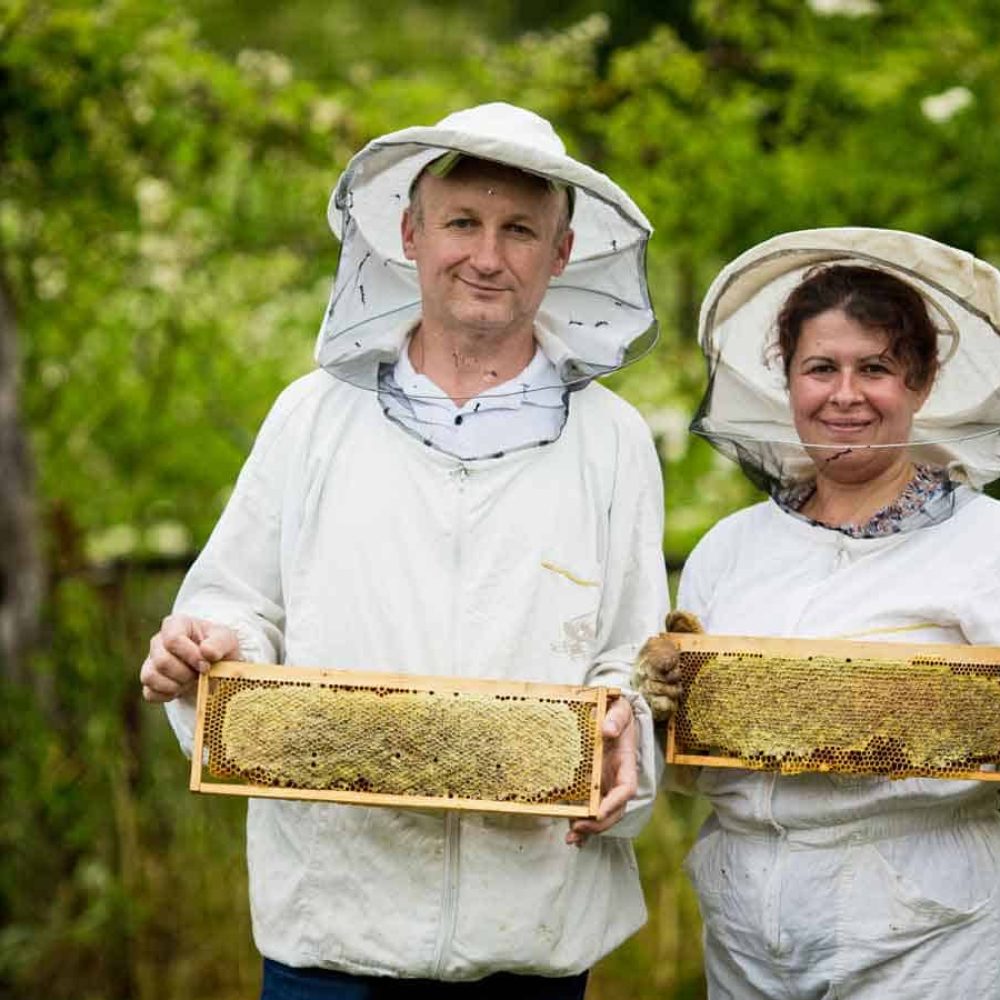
[190,662,616,816]
[666,634,1000,780]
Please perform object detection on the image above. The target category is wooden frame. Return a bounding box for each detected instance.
[191,661,618,817]
[665,632,1000,781]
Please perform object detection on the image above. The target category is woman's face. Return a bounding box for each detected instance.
[788,308,931,482]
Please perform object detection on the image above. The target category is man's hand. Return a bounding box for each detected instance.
[632,610,702,722]
[140,614,241,703]
[565,696,637,847]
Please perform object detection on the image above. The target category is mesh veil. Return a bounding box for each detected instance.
[313,104,657,399]
[692,229,1000,498]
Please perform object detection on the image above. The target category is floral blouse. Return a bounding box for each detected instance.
[775,464,956,538]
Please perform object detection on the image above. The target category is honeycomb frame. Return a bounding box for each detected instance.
[665,633,1000,781]
[190,662,617,817]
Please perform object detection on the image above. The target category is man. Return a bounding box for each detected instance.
[140,102,668,999]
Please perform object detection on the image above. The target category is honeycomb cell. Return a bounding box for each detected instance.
[198,669,607,807]
[672,649,1000,779]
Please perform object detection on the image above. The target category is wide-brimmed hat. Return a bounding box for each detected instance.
[692,227,1000,489]
[314,102,657,396]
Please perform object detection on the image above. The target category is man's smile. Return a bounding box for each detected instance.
[456,275,510,293]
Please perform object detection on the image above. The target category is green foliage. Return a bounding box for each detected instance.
[4,1,1000,997]
[0,569,258,1000]
[2,0,344,559]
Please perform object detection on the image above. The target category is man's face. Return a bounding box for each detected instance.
[401,160,573,343]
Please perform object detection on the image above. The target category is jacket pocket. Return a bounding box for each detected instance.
[866,820,999,928]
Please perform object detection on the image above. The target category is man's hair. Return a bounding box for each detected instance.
[407,153,574,240]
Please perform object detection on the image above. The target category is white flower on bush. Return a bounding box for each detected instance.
[921,86,974,124]
[311,98,343,133]
[808,0,878,15]
[237,49,293,87]
[135,177,173,227]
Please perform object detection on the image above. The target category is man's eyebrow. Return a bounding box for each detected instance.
[435,205,543,226]
[438,204,481,216]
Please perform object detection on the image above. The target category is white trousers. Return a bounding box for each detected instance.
[685,806,1000,1000]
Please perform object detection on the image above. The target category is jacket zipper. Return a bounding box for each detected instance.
[432,462,469,975]
[762,771,786,957]
[432,812,462,975]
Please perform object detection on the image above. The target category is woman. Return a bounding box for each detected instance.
[639,228,1000,999]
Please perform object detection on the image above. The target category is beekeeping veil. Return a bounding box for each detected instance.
[692,228,1000,491]
[314,102,656,395]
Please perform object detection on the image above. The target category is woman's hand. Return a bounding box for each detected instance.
[632,610,702,722]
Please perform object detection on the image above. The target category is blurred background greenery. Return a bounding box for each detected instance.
[2,1,999,997]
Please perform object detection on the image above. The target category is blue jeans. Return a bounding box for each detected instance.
[260,958,590,999]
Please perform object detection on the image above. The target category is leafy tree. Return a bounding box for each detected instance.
[0,3,342,995]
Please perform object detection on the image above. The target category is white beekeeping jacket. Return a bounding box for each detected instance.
[165,368,668,978]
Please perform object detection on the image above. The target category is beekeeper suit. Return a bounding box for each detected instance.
[675,229,1000,999]
[139,103,668,992]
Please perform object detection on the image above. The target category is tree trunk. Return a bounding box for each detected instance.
[0,271,42,683]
